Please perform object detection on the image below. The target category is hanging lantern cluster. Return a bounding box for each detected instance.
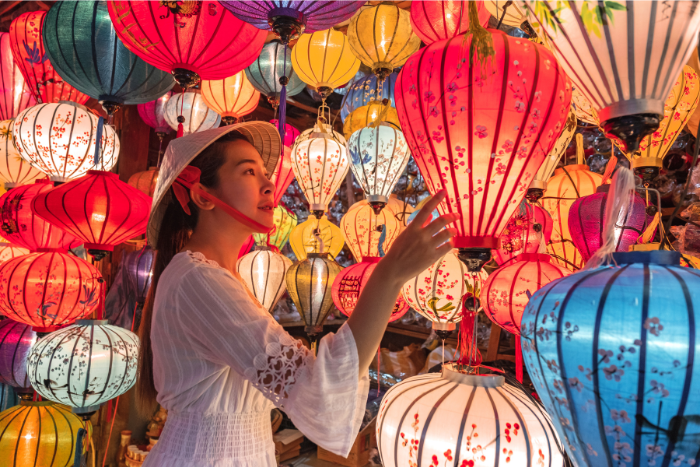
[0,319,36,395]
[0,33,35,120]
[164,91,221,137]
[290,214,345,262]
[492,200,553,266]
[410,0,490,45]
[245,42,305,109]
[201,71,260,125]
[253,205,297,252]
[341,72,397,122]
[341,200,402,262]
[0,119,43,190]
[237,249,292,313]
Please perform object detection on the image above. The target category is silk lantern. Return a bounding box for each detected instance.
[0,319,36,394]
[521,250,700,467]
[492,200,553,266]
[377,365,564,467]
[0,119,43,190]
[0,33,36,120]
[0,251,102,331]
[341,200,402,262]
[138,92,173,137]
[107,1,266,89]
[341,72,397,122]
[571,86,598,126]
[42,0,175,116]
[522,1,700,153]
[31,170,152,260]
[286,253,341,339]
[387,194,415,228]
[8,11,89,105]
[410,0,490,45]
[237,248,292,313]
[128,167,159,198]
[343,101,402,140]
[271,146,294,207]
[269,119,299,148]
[253,205,297,252]
[542,164,603,271]
[201,72,260,125]
[123,246,154,305]
[395,28,572,273]
[347,124,411,213]
[0,243,28,263]
[13,102,120,182]
[27,319,139,415]
[164,91,221,136]
[528,108,577,199]
[290,214,344,261]
[0,180,82,252]
[245,41,305,108]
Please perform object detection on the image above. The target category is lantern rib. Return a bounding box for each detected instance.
[502,383,559,449]
[56,404,79,461]
[111,329,139,401]
[0,408,24,444]
[651,4,681,100]
[141,4,179,67]
[44,402,60,465]
[35,331,62,401]
[54,253,71,324]
[451,384,477,465]
[600,8,624,103]
[0,322,13,385]
[414,383,459,461]
[188,12,230,71]
[492,386,532,459]
[63,255,85,325]
[3,258,26,324]
[509,261,528,331]
[46,104,65,178]
[64,325,84,408]
[99,325,117,402]
[13,405,33,466]
[13,15,40,103]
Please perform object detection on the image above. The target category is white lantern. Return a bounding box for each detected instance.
[27,319,139,415]
[347,124,411,213]
[164,91,221,136]
[377,364,564,467]
[291,121,349,216]
[12,102,120,182]
[0,119,43,189]
[236,248,292,313]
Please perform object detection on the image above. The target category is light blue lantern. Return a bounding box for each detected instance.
[341,72,397,122]
[521,250,700,467]
[333,70,367,96]
[244,41,305,109]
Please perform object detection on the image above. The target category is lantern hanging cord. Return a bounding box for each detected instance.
[93,116,104,168]
[496,0,513,30]
[277,44,288,145]
[463,1,495,79]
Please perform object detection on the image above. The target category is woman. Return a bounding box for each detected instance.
[140,122,458,466]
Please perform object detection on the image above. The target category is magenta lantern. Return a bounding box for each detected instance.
[270,119,299,147]
[492,200,553,266]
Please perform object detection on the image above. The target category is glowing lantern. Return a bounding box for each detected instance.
[0,119,43,190]
[269,119,300,148]
[128,167,159,198]
[286,253,341,339]
[164,91,221,136]
[377,365,564,467]
[13,102,120,182]
[0,243,28,263]
[0,319,36,393]
[31,170,152,260]
[253,205,297,251]
[201,71,260,125]
[290,214,344,261]
[343,101,402,140]
[0,180,82,252]
[332,257,408,322]
[410,0,490,45]
[123,246,154,305]
[528,108,577,199]
[138,92,173,137]
[0,251,102,331]
[492,200,553,266]
[237,248,292,313]
[484,0,525,27]
[0,33,36,120]
[107,1,266,89]
[8,11,89,105]
[395,28,572,272]
[341,72,397,122]
[244,42,306,108]
[387,194,415,227]
[347,124,411,213]
[271,146,294,207]
[571,86,598,125]
[542,164,603,271]
[341,200,402,262]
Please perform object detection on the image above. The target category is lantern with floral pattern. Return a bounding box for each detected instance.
[492,200,553,266]
[0,119,43,190]
[0,32,35,120]
[290,214,345,261]
[341,72,397,122]
[341,200,402,262]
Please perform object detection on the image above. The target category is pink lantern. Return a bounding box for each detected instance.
[270,146,293,207]
[0,32,36,120]
[137,92,173,136]
[492,201,553,266]
[410,0,490,45]
[269,119,299,147]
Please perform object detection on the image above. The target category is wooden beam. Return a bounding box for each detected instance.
[0,2,22,18]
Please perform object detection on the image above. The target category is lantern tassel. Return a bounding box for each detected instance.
[456,296,482,372]
[515,338,523,383]
[463,1,494,78]
[277,46,288,145]
[93,116,104,167]
[177,89,185,138]
[601,155,618,185]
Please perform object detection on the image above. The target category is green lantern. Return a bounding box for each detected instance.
[245,41,305,109]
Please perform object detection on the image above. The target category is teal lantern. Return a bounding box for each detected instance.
[244,41,305,109]
[42,0,175,115]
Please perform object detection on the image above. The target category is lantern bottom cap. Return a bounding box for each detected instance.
[528,180,547,190]
[432,322,456,332]
[171,68,201,89]
[457,247,493,273]
[601,113,661,153]
[304,325,323,336]
[72,405,101,415]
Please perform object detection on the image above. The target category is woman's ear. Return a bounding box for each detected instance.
[189,184,216,211]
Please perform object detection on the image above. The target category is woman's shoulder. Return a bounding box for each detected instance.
[161,251,243,293]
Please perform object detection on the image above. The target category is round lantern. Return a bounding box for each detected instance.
[123,246,154,305]
[271,146,294,207]
[402,250,488,334]
[542,164,603,271]
[347,4,421,80]
[395,30,572,272]
[377,365,564,467]
[0,251,102,330]
[0,401,84,465]
[521,250,700,467]
[0,180,82,252]
[8,11,89,105]
[28,320,138,415]
[290,214,344,262]
[0,33,35,120]
[341,72,397,122]
[492,200,553,266]
[332,257,408,322]
[42,0,175,115]
[107,1,266,89]
[245,42,306,108]
[291,121,350,217]
[237,248,292,313]
[286,253,341,338]
[343,101,402,140]
[31,170,152,260]
[128,167,159,198]
[528,108,578,198]
[291,29,361,98]
[522,1,700,153]
[410,0,490,45]
[0,319,36,393]
[0,119,43,190]
[341,200,402,262]
[484,0,526,28]
[201,71,260,125]
[164,91,221,136]
[253,205,297,252]
[0,243,28,263]
[269,119,299,148]
[13,102,120,182]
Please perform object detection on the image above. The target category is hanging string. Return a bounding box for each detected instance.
[156,133,165,168]
[93,116,104,167]
[277,44,288,145]
[376,347,381,397]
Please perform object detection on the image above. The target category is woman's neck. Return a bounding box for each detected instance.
[182,218,251,275]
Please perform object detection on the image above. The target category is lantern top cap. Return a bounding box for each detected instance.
[442,363,505,387]
[611,250,680,266]
[307,252,329,260]
[75,319,109,326]
[554,164,590,176]
[20,400,55,407]
[517,253,551,263]
[86,170,118,179]
[361,256,381,264]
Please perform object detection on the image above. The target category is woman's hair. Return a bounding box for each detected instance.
[137,132,250,413]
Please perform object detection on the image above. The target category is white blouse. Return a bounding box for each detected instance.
[144,251,369,467]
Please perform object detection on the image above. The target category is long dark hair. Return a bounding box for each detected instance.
[137,132,249,413]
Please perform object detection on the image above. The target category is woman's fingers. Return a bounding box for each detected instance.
[431,228,456,249]
[425,212,460,236]
[411,191,446,228]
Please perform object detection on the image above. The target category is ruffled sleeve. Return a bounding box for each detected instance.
[175,260,369,457]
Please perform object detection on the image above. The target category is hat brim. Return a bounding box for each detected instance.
[147,121,281,247]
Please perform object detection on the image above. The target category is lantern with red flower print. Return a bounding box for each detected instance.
[491,200,552,266]
[0,180,82,252]
[410,0,490,45]
[394,28,572,272]
[31,171,151,260]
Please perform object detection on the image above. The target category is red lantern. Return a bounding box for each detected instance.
[8,11,89,105]
[0,180,82,252]
[332,257,408,322]
[491,200,553,266]
[410,0,490,45]
[0,251,102,331]
[395,30,572,271]
[0,32,36,120]
[31,171,151,259]
[107,1,267,89]
[271,146,294,207]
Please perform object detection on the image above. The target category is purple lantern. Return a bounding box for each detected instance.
[124,246,154,305]
[0,319,36,394]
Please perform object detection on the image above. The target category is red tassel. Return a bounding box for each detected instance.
[177,122,184,138]
[516,338,523,383]
[106,399,113,422]
[456,295,482,368]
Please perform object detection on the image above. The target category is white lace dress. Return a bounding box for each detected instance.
[143,251,369,467]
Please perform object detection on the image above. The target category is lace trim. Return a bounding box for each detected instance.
[184,250,222,268]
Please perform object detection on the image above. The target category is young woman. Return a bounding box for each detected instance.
[140,122,458,467]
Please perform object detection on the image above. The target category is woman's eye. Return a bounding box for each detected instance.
[245,168,255,175]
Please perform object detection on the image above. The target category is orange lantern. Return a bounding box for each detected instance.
[201,71,260,125]
[128,167,159,197]
[340,199,402,262]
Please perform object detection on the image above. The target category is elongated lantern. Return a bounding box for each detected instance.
[253,205,296,252]
[201,71,260,125]
[492,200,553,266]
[0,119,43,190]
[269,119,300,148]
[164,91,221,136]
[341,73,397,122]
[0,319,36,394]
[410,0,490,45]
[341,200,402,262]
[528,108,577,199]
[290,214,344,261]
[0,33,36,120]
[270,146,295,207]
[237,248,292,313]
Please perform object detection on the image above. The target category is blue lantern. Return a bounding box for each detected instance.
[341,72,397,122]
[521,250,700,467]
[42,0,175,115]
[245,41,305,109]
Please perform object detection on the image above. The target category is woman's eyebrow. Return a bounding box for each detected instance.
[235,159,259,167]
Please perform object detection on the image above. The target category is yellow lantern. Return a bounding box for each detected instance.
[201,71,260,125]
[253,204,297,251]
[342,101,401,140]
[340,199,402,261]
[237,248,292,313]
[528,108,577,198]
[0,120,43,190]
[387,194,414,227]
[346,3,421,80]
[289,214,344,261]
[571,86,599,125]
[291,29,361,98]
